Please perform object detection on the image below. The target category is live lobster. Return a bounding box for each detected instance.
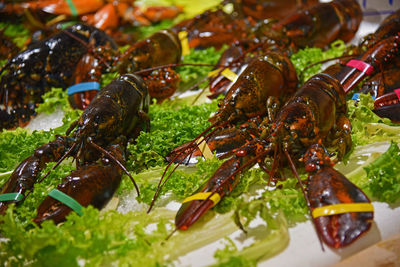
[0,23,182,129]
[207,0,362,98]
[0,74,150,225]
[0,23,117,130]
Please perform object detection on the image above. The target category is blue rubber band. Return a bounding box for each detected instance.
[0,192,24,202]
[67,82,100,96]
[48,189,83,216]
[352,93,376,101]
[352,93,360,100]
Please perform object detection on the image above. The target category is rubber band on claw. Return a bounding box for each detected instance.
[208,68,238,82]
[346,59,374,76]
[178,31,190,56]
[312,203,374,218]
[0,192,24,202]
[196,137,214,160]
[48,189,83,216]
[67,82,100,96]
[182,192,221,207]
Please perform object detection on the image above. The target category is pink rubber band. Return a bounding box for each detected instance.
[395,88,400,100]
[346,59,374,76]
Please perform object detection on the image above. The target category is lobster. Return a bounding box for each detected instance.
[0,23,117,130]
[170,0,318,50]
[360,9,400,50]
[356,9,400,122]
[208,0,363,98]
[360,58,400,122]
[0,74,150,223]
[163,52,298,169]
[0,22,184,129]
[154,32,400,249]
[164,0,363,167]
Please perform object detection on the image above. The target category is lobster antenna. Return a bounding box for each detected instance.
[38,142,77,183]
[166,228,178,241]
[191,75,216,105]
[299,55,355,82]
[152,131,213,208]
[283,149,325,251]
[148,121,223,213]
[267,143,279,187]
[133,63,225,75]
[134,62,228,106]
[89,140,140,196]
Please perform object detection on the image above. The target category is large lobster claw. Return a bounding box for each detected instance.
[373,90,400,123]
[304,145,374,248]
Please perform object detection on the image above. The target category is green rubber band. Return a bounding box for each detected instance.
[0,192,24,202]
[48,189,83,216]
[66,0,78,17]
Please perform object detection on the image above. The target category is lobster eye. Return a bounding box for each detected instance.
[305,163,316,172]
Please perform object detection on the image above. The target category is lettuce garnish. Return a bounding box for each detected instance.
[347,93,400,147]
[290,40,347,84]
[363,141,400,203]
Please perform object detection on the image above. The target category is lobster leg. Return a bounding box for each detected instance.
[0,136,74,214]
[326,114,353,160]
[33,144,125,225]
[303,145,373,248]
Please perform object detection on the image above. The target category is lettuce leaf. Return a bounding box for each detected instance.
[177,46,226,90]
[363,141,400,203]
[347,93,400,147]
[290,40,347,84]
[125,99,217,174]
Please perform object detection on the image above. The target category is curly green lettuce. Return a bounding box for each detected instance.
[347,93,400,147]
[363,141,400,203]
[290,40,347,84]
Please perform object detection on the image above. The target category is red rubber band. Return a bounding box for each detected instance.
[395,88,400,101]
[346,59,374,76]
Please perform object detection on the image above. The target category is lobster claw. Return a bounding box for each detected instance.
[304,145,373,248]
[33,144,125,225]
[373,90,400,123]
[307,166,373,248]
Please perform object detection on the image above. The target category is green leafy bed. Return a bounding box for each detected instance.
[1,23,400,267]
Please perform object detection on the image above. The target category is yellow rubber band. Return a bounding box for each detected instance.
[178,31,190,56]
[208,68,237,82]
[208,68,221,78]
[182,192,221,207]
[312,203,374,218]
[196,137,214,160]
[221,68,238,82]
